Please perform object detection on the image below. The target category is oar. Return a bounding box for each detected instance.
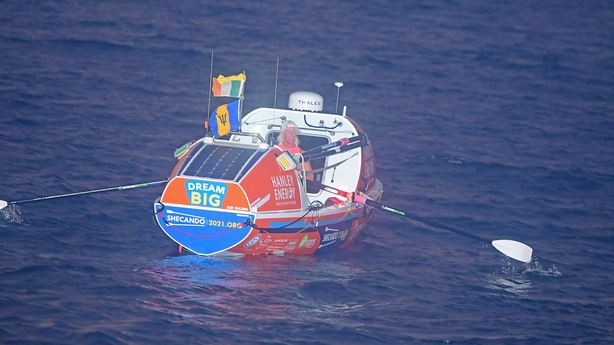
[303,140,366,162]
[307,180,533,263]
[301,134,364,157]
[0,179,169,211]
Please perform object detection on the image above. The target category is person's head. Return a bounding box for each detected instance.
[277,120,300,147]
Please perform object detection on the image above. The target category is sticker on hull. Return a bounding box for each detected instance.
[155,203,255,255]
[315,219,353,252]
[235,231,321,255]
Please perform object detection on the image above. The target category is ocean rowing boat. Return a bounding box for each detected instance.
[0,73,533,262]
[153,78,383,256]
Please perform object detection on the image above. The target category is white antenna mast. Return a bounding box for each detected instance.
[335,81,344,114]
[207,50,214,117]
[272,57,279,125]
[274,57,279,110]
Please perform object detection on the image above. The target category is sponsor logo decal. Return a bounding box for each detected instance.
[270,175,297,206]
[244,234,261,248]
[284,239,298,251]
[321,227,349,243]
[298,234,317,249]
[184,180,228,207]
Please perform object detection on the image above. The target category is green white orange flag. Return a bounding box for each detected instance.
[212,73,246,98]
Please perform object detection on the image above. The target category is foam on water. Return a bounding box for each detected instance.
[0,205,25,225]
[522,257,563,278]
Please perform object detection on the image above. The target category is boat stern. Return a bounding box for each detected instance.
[153,177,256,255]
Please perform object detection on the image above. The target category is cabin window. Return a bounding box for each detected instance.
[266,131,329,194]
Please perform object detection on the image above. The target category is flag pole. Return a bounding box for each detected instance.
[239,70,246,132]
[207,50,214,116]
[206,50,214,136]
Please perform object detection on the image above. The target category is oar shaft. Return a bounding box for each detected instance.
[306,179,532,262]
[364,199,487,242]
[304,141,365,162]
[309,179,488,242]
[301,134,364,156]
[5,179,168,207]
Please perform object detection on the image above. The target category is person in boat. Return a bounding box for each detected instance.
[277,120,314,180]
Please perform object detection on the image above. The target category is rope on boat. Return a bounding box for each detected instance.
[243,200,325,233]
[156,200,329,236]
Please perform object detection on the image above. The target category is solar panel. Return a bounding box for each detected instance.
[181,144,264,181]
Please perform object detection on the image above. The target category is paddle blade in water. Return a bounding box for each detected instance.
[492,239,533,263]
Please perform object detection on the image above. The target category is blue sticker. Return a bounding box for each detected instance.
[155,204,254,255]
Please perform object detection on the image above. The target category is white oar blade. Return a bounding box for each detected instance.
[491,239,533,263]
[0,200,8,210]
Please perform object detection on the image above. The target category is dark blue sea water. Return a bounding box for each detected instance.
[1,0,613,343]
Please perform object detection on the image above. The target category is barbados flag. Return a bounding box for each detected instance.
[212,73,246,98]
[210,100,240,137]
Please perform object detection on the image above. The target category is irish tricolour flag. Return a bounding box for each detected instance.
[212,73,246,98]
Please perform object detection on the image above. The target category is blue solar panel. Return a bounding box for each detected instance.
[181,144,264,181]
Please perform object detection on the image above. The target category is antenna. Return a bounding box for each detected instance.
[207,50,214,117]
[274,57,279,110]
[205,50,214,136]
[273,57,279,125]
[335,81,343,114]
